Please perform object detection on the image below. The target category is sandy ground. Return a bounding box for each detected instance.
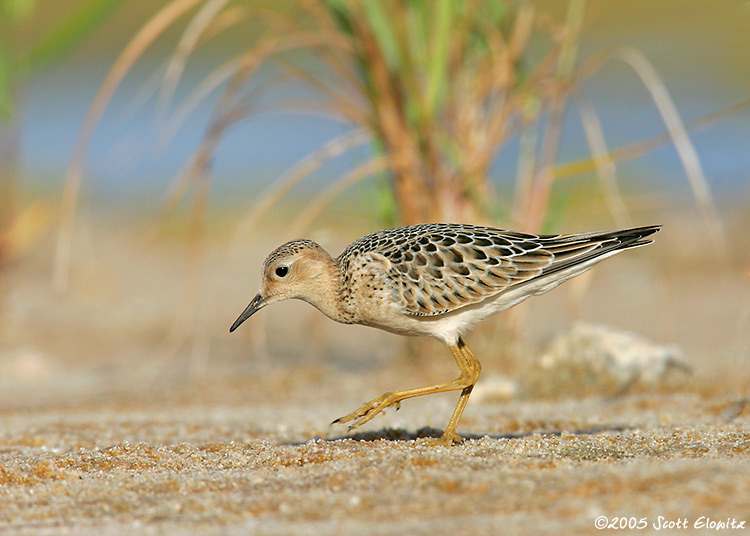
[1,210,749,535]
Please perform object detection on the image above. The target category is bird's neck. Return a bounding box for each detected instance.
[299,259,355,324]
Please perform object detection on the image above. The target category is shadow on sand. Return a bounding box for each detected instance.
[285,424,634,446]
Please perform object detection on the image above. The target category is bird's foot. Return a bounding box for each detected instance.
[420,431,463,447]
[332,392,399,430]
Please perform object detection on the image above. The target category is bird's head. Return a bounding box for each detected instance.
[229,239,336,332]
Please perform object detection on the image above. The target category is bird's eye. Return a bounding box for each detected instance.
[275,266,289,278]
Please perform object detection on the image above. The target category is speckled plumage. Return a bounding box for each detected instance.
[231,223,660,444]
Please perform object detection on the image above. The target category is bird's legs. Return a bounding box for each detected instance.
[333,337,481,445]
[440,340,482,444]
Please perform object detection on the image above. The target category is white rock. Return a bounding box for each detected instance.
[538,323,689,392]
[472,374,519,403]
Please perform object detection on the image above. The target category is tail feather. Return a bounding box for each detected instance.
[538,225,660,279]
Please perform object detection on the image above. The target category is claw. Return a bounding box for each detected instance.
[420,432,463,447]
[331,392,399,431]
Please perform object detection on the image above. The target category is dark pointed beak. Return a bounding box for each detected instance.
[229,294,266,332]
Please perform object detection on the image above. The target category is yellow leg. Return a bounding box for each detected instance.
[333,337,481,445]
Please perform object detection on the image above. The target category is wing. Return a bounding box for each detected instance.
[351,223,659,317]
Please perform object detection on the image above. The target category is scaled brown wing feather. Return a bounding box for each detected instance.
[388,225,659,317]
[387,231,556,317]
[344,223,659,318]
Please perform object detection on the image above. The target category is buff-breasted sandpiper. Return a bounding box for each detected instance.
[230,223,660,444]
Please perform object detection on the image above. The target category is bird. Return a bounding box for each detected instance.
[230,223,660,445]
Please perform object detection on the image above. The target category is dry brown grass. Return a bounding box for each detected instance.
[53,0,735,294]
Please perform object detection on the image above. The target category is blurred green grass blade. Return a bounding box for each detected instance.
[0,38,12,121]
[322,0,355,36]
[18,0,121,74]
[406,0,427,68]
[321,1,375,98]
[362,0,401,71]
[557,0,585,77]
[2,0,36,21]
[485,0,508,24]
[424,0,452,116]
